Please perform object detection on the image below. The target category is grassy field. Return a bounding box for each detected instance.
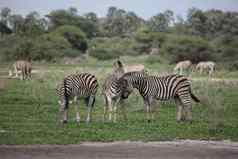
[0,57,238,144]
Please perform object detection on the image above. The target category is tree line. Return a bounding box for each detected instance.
[0,6,238,69]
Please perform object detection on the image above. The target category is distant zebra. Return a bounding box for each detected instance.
[102,60,133,122]
[196,61,216,76]
[9,60,32,80]
[174,60,192,75]
[57,73,98,124]
[119,72,200,122]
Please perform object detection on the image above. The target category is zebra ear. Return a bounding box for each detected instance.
[117,60,123,68]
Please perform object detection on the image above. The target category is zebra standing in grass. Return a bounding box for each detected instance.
[102,60,133,122]
[57,73,98,124]
[9,60,32,80]
[118,71,200,122]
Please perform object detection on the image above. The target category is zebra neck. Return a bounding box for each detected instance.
[132,77,146,93]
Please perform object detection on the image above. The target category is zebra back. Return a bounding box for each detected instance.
[57,73,98,100]
[120,72,191,100]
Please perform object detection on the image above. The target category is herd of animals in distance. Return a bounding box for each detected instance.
[7,59,216,124]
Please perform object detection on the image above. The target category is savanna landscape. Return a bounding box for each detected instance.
[0,1,238,158]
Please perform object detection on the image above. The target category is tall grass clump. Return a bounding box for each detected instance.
[196,79,227,135]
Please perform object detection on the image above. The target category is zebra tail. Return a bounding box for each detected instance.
[189,89,200,103]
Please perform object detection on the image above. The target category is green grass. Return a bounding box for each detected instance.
[0,58,238,144]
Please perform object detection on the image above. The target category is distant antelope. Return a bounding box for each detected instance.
[196,61,216,76]
[174,60,192,75]
[113,61,145,73]
[9,60,32,80]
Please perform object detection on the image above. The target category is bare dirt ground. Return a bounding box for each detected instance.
[1,140,238,159]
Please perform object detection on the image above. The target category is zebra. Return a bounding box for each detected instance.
[118,71,200,122]
[56,73,98,124]
[102,60,133,122]
[174,60,192,75]
[9,60,32,80]
[196,61,216,76]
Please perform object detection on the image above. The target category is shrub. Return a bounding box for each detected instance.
[89,37,137,60]
[50,25,88,52]
[146,55,161,64]
[89,48,120,60]
[162,34,215,63]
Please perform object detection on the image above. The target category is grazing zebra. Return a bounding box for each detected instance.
[119,71,200,122]
[174,60,192,75]
[9,60,32,80]
[57,73,98,124]
[102,60,133,122]
[196,61,216,76]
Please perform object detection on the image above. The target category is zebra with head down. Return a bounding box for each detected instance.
[118,71,200,122]
[56,73,98,124]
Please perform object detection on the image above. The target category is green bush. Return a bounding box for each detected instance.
[89,37,137,60]
[162,34,214,63]
[134,27,167,54]
[50,25,88,52]
[89,48,120,60]
[146,55,161,64]
[31,34,71,61]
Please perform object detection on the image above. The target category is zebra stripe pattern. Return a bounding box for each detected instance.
[119,71,199,122]
[102,60,132,122]
[57,73,98,124]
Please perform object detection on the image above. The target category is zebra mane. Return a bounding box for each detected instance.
[121,71,147,79]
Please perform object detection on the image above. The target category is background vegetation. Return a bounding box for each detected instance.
[0,7,238,68]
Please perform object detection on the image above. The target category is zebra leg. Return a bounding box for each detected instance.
[86,96,95,123]
[62,109,68,124]
[103,95,109,122]
[113,98,120,122]
[144,98,152,123]
[107,96,113,121]
[179,95,192,122]
[119,99,127,121]
[174,98,183,122]
[74,98,80,124]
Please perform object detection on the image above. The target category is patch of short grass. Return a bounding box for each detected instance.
[0,62,238,144]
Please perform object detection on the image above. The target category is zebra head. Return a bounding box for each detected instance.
[119,71,148,97]
[119,78,133,99]
[113,60,125,79]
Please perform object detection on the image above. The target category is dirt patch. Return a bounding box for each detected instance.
[1,140,238,159]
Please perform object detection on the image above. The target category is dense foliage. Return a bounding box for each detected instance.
[0,6,237,66]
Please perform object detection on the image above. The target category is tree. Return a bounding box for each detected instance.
[0,21,12,36]
[9,14,24,34]
[103,7,143,37]
[148,10,174,32]
[0,7,11,25]
[85,12,98,23]
[23,11,46,36]
[50,25,87,52]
